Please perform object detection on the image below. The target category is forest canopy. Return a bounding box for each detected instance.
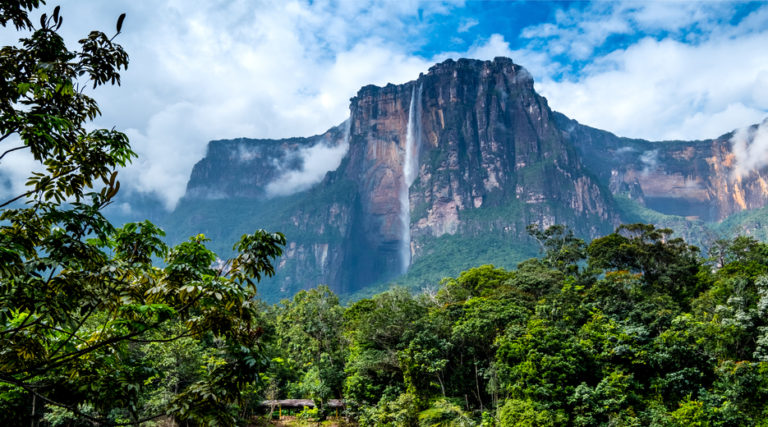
[259,226,768,426]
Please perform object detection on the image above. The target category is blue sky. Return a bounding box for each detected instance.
[436,1,764,77]
[2,0,768,208]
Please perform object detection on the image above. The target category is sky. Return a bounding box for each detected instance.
[2,0,768,210]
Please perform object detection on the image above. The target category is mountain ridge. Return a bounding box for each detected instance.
[166,57,768,301]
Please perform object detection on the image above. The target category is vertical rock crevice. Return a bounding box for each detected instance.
[174,57,768,299]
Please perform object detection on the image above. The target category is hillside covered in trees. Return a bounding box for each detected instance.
[253,224,768,426]
[7,208,768,425]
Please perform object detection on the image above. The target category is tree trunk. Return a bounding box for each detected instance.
[475,362,484,411]
[30,393,36,427]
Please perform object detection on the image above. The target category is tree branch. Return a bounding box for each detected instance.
[16,327,153,379]
[0,373,166,426]
[128,330,198,343]
[0,129,17,145]
[0,145,27,161]
[16,292,206,379]
[46,308,94,359]
[0,189,33,208]
[2,313,44,338]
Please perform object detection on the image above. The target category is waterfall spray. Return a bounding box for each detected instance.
[399,84,422,273]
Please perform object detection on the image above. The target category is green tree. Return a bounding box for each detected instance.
[274,285,345,409]
[0,3,285,424]
[399,312,452,399]
[343,288,426,410]
[526,224,586,274]
[587,224,702,304]
[436,264,515,304]
[448,296,530,409]
[495,318,591,416]
[497,398,558,426]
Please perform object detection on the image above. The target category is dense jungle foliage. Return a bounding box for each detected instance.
[257,224,768,426]
[0,2,285,425]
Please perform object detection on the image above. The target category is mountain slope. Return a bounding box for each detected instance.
[164,57,768,301]
[555,113,768,222]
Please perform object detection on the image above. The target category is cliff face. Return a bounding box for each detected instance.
[173,57,768,300]
[340,82,414,286]
[408,59,616,240]
[320,58,620,293]
[185,125,347,200]
[555,114,768,222]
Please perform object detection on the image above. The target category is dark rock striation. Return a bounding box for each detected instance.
[172,57,768,299]
[555,114,768,222]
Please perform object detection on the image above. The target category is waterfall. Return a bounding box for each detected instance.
[343,114,351,147]
[399,84,422,273]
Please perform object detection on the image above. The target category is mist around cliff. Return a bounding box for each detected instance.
[265,137,349,197]
[640,149,659,175]
[731,119,768,179]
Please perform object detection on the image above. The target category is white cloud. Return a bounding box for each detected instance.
[0,143,40,202]
[631,1,733,33]
[458,18,478,33]
[514,2,768,140]
[1,0,461,209]
[100,0,548,209]
[536,32,768,140]
[3,0,768,211]
[732,119,768,178]
[521,3,632,60]
[265,138,350,197]
[431,34,557,85]
[519,1,738,65]
[639,149,658,175]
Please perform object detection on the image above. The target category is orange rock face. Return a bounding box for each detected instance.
[562,118,768,222]
[182,58,768,298]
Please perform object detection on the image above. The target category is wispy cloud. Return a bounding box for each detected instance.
[458,18,478,33]
[1,0,767,210]
[731,119,768,178]
[265,138,350,197]
[519,1,739,68]
[519,2,768,140]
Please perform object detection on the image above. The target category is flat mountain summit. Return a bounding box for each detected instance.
[165,57,768,300]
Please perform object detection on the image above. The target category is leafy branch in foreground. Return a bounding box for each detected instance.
[0,3,285,425]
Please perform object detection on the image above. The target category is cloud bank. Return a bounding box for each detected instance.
[1,1,767,210]
[731,120,768,178]
[265,138,350,197]
[522,2,768,141]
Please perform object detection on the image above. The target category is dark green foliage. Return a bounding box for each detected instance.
[526,223,587,274]
[267,285,346,415]
[254,224,768,426]
[0,4,285,425]
[343,288,427,410]
[588,224,703,304]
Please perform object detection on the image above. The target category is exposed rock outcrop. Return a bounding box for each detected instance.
[555,113,768,222]
[173,57,768,299]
